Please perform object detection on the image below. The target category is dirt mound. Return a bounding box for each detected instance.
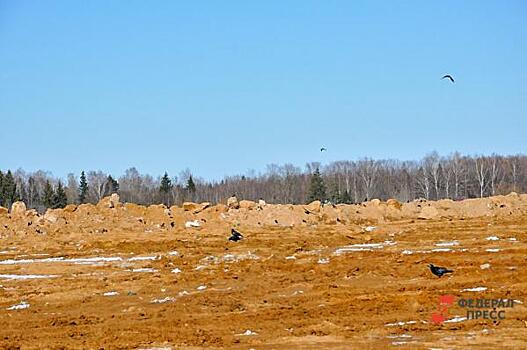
[0,194,526,348]
[1,194,526,237]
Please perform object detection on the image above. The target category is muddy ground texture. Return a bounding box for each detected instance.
[0,194,526,349]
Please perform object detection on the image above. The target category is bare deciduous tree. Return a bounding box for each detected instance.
[2,153,526,210]
[473,156,490,198]
[357,158,379,201]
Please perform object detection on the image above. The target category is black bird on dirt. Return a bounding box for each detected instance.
[229,228,243,242]
[428,263,454,277]
[441,74,455,83]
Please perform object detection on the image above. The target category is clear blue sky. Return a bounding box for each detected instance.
[1,1,526,180]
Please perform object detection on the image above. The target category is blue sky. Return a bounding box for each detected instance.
[1,1,525,180]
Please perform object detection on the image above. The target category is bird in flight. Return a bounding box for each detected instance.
[428,264,454,277]
[320,147,327,152]
[441,74,455,83]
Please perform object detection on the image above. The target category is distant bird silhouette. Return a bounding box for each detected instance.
[228,228,243,242]
[429,264,453,277]
[441,74,455,83]
[320,147,327,152]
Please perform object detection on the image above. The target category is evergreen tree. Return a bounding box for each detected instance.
[52,181,68,209]
[186,175,196,193]
[0,170,4,207]
[159,172,173,205]
[328,182,340,203]
[307,168,327,202]
[43,180,55,208]
[108,175,119,194]
[160,172,172,193]
[79,171,88,203]
[103,175,119,196]
[340,190,353,204]
[2,170,18,208]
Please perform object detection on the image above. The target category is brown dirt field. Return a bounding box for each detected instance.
[1,195,526,349]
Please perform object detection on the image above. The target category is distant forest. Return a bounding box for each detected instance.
[1,152,526,212]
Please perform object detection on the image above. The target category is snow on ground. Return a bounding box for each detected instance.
[435,241,459,247]
[461,287,487,292]
[0,274,59,280]
[7,301,30,310]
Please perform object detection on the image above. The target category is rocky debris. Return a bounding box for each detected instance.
[148,204,166,210]
[181,202,211,213]
[305,201,321,213]
[97,193,121,209]
[43,210,59,224]
[76,203,96,216]
[386,199,402,210]
[0,206,9,216]
[0,195,526,350]
[25,209,38,217]
[0,194,526,236]
[239,200,256,210]
[257,199,266,210]
[110,193,121,208]
[10,201,27,217]
[185,220,201,228]
[227,196,239,210]
[418,206,440,220]
[63,204,77,213]
[194,202,211,214]
[183,202,200,211]
[370,199,381,206]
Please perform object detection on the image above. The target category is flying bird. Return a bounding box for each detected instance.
[441,74,455,83]
[320,147,327,152]
[228,228,243,242]
[428,264,454,277]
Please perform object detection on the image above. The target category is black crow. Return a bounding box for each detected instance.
[320,147,327,152]
[429,264,453,277]
[441,74,455,83]
[229,228,243,242]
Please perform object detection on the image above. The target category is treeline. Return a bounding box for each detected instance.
[1,152,526,212]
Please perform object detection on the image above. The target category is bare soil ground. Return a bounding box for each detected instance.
[0,195,526,349]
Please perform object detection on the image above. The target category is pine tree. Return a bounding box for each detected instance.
[340,190,353,204]
[79,171,88,203]
[43,180,55,208]
[103,175,119,195]
[307,168,327,202]
[0,170,4,207]
[186,175,196,193]
[52,181,68,209]
[328,182,340,204]
[108,175,119,194]
[159,172,173,205]
[160,172,172,193]
[2,170,18,208]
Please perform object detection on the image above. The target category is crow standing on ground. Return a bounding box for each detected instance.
[229,228,243,242]
[428,263,454,277]
[441,74,455,83]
